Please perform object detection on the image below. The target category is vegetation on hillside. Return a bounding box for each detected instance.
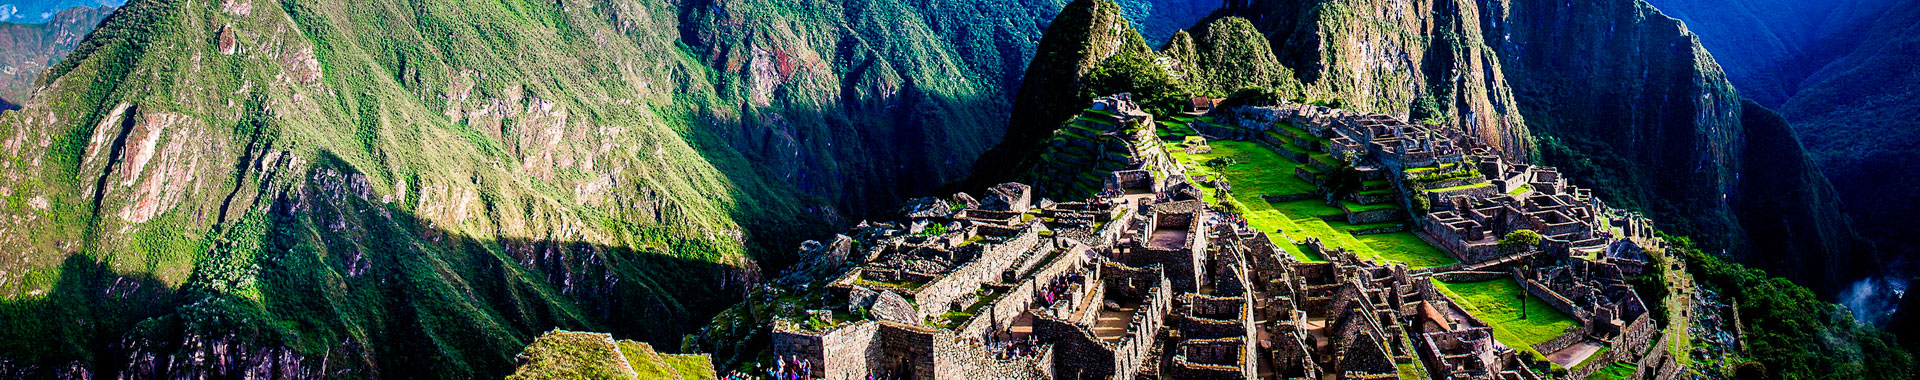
[1682,242,1914,379]
[0,0,1109,376]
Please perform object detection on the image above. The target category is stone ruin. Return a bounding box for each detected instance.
[757,95,1680,380]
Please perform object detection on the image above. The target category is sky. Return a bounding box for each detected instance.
[0,0,123,24]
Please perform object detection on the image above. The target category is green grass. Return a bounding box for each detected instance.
[508,331,638,380]
[1171,141,1321,197]
[1168,141,1454,268]
[659,354,715,380]
[1425,182,1493,193]
[617,341,679,380]
[1434,279,1579,355]
[1355,233,1457,268]
[1587,362,1638,380]
[1508,184,1532,196]
[1340,200,1401,213]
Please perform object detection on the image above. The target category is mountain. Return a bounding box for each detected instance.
[0,0,1109,376]
[0,5,112,110]
[1643,0,1898,107]
[1647,0,1920,282]
[1111,0,1223,44]
[1784,0,1920,274]
[1199,0,1870,297]
[0,1,124,24]
[977,0,1870,296]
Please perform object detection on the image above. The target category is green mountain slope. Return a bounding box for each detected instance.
[0,5,112,109]
[1775,0,1920,272]
[1645,0,1920,292]
[0,0,1098,377]
[1643,0,1897,107]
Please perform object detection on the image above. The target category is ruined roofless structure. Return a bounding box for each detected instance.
[758,95,1676,380]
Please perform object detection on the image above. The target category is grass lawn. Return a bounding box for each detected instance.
[1356,233,1459,268]
[1426,182,1493,193]
[1169,141,1457,269]
[1587,362,1638,380]
[1435,279,1580,355]
[1340,200,1401,213]
[659,354,715,380]
[1172,141,1320,197]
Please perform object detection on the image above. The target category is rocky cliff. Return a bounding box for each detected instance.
[1214,0,1535,158]
[0,5,112,109]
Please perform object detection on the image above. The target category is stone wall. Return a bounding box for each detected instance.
[1518,274,1587,322]
[1170,338,1252,379]
[1417,177,1483,191]
[1344,206,1402,224]
[1423,182,1498,200]
[914,226,1041,320]
[1112,275,1174,380]
[1352,191,1398,205]
[1431,270,1507,283]
[875,322,938,379]
[960,245,1094,341]
[1631,333,1685,380]
[1101,260,1161,299]
[770,328,832,377]
[932,329,1047,380]
[1529,325,1591,355]
[1032,315,1114,379]
[821,322,882,379]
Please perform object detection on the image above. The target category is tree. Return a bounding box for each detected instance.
[1410,193,1432,215]
[1323,161,1365,202]
[1204,156,1236,171]
[1499,230,1543,254]
[1081,51,1192,116]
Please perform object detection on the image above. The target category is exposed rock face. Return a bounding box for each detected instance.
[0,5,113,110]
[1216,0,1534,159]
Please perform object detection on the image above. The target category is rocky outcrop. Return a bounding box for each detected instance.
[1214,0,1534,158]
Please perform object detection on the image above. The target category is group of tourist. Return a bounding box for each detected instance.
[1039,272,1085,307]
[987,335,1042,360]
[761,356,816,380]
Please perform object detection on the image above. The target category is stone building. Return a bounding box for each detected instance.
[754,95,1690,380]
